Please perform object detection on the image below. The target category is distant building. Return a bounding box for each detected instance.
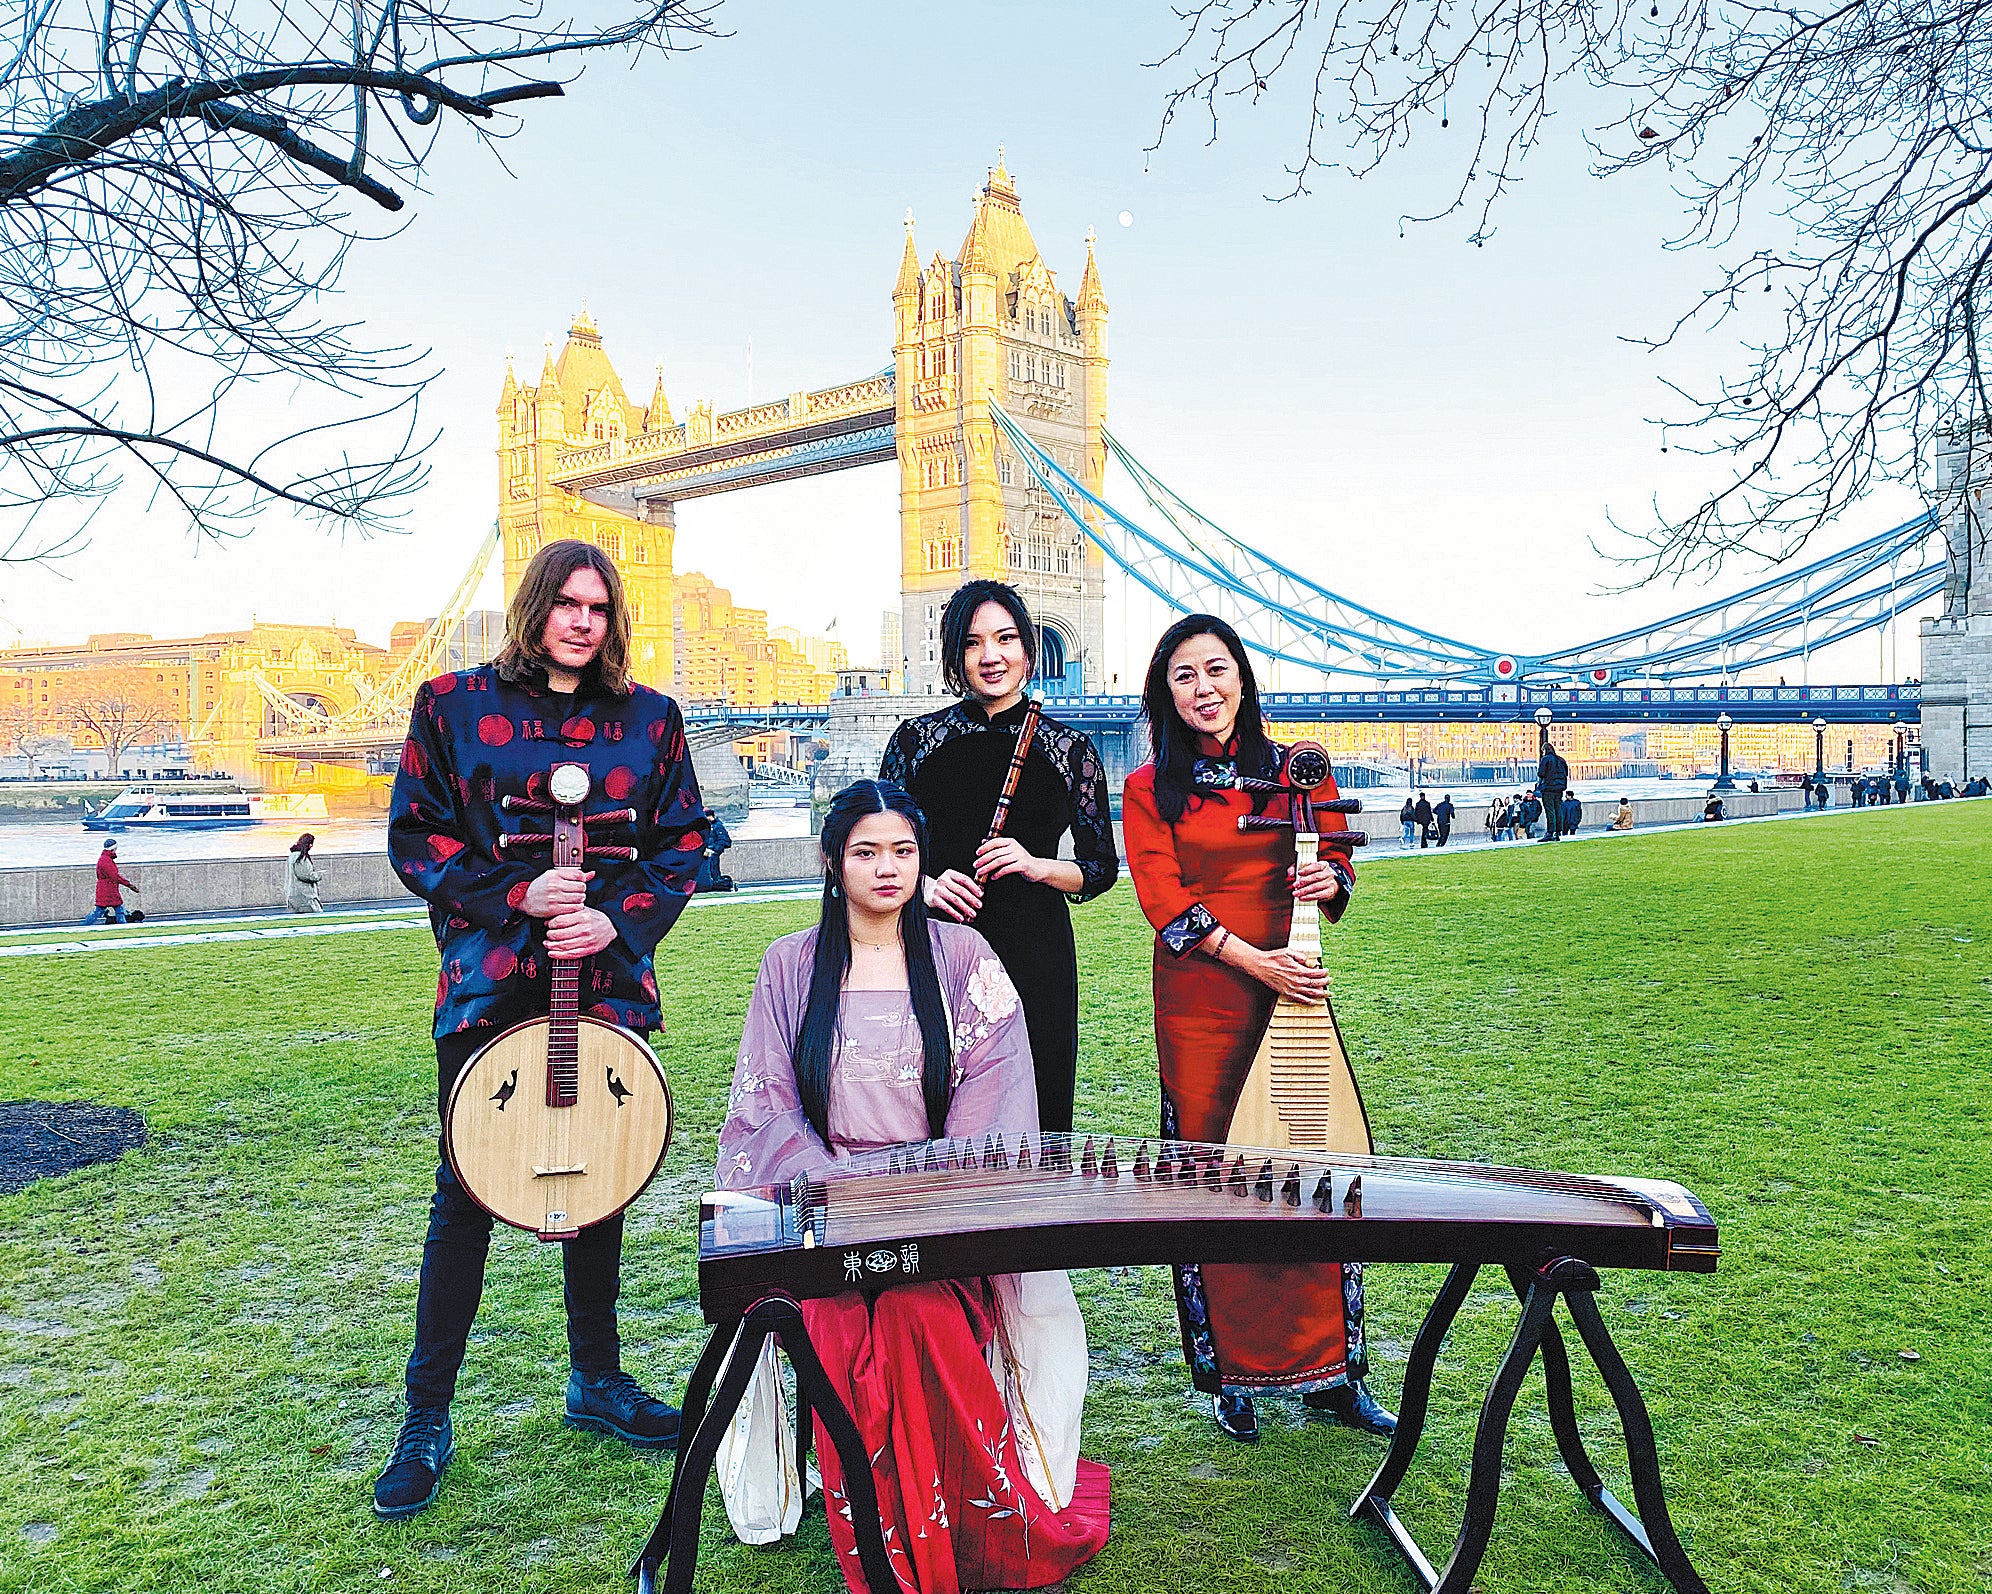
[880,609,903,687]
[0,622,393,776]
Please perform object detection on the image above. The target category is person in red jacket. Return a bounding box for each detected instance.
[83,839,136,924]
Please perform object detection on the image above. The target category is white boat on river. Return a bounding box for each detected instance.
[81,786,329,832]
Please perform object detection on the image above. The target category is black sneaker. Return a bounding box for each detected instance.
[1211,1391,1259,1443]
[1303,1380,1397,1436]
[373,1405,453,1519]
[564,1369,680,1450]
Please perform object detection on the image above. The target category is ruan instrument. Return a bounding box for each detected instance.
[1220,741,1374,1156]
[633,1133,1718,1594]
[444,761,672,1241]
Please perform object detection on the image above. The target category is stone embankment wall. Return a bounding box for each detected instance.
[0,790,1802,928]
[0,835,825,928]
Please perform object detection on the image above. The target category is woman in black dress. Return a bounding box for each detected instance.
[879,580,1117,1132]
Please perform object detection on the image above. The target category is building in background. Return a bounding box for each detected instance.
[0,623,392,778]
[496,311,847,705]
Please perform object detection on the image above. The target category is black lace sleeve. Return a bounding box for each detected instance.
[1063,729,1118,904]
[879,718,914,788]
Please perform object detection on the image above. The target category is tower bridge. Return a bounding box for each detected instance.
[219,151,1961,794]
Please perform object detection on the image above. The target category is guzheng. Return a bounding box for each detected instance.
[697,1131,1717,1320]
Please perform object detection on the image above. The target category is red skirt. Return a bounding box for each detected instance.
[803,1281,1110,1594]
[1154,942,1361,1394]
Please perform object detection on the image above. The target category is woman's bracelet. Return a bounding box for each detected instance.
[1208,927,1232,960]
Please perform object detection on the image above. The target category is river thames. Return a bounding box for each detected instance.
[0,777,1801,869]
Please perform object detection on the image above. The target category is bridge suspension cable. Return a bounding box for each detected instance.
[237,524,504,741]
[992,403,1945,685]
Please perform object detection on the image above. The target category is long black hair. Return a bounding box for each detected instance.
[940,579,1037,698]
[792,780,956,1146]
[1141,613,1276,823]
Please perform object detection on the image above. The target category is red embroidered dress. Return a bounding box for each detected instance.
[1121,746,1369,1397]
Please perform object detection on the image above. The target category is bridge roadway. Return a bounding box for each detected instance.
[680,682,1921,734]
[254,682,1917,766]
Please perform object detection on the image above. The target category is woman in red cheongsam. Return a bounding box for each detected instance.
[1121,614,1395,1444]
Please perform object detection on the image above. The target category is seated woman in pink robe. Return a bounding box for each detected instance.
[715,779,1110,1594]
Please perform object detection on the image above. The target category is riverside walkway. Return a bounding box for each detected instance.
[3,795,1965,957]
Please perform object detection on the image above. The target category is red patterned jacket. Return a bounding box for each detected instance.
[388,659,708,1038]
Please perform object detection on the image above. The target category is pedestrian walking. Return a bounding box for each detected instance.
[1434,793,1455,846]
[1561,791,1582,835]
[1413,791,1434,848]
[1399,797,1417,846]
[82,839,136,924]
[1483,799,1501,842]
[286,832,324,913]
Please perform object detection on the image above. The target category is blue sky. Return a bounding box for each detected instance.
[0,0,1929,685]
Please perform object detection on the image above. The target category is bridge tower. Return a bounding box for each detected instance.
[1920,429,1992,781]
[893,156,1108,695]
[496,311,678,686]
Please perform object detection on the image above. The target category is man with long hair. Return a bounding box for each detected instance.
[374,539,708,1519]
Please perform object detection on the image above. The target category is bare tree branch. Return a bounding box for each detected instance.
[0,0,719,563]
[1149,0,1992,588]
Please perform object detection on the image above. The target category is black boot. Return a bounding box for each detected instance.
[373,1405,453,1519]
[1210,1391,1259,1443]
[1303,1380,1397,1435]
[564,1369,680,1450]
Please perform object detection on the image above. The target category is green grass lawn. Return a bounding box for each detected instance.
[1,807,1987,1592]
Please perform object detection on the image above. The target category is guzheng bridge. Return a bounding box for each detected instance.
[247,154,1977,795]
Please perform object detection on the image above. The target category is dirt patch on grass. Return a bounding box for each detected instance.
[0,1101,146,1194]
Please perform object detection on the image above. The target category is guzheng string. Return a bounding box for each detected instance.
[814,1133,1652,1231]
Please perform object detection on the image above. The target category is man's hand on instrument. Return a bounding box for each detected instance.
[523,866,594,919]
[1251,947,1331,1005]
[924,869,984,922]
[973,836,1041,885]
[544,906,616,960]
[1288,860,1342,903]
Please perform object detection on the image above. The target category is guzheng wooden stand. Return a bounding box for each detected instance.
[631,1295,898,1594]
[1351,1255,1710,1594]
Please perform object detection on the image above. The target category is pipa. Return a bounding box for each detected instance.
[1222,742,1373,1156]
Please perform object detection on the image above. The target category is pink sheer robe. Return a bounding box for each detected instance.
[714,922,1110,1593]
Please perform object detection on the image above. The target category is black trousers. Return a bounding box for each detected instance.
[403,1032,626,1408]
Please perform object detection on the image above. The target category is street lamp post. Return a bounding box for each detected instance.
[1713,711,1737,791]
[1533,704,1553,756]
[1813,717,1827,775]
